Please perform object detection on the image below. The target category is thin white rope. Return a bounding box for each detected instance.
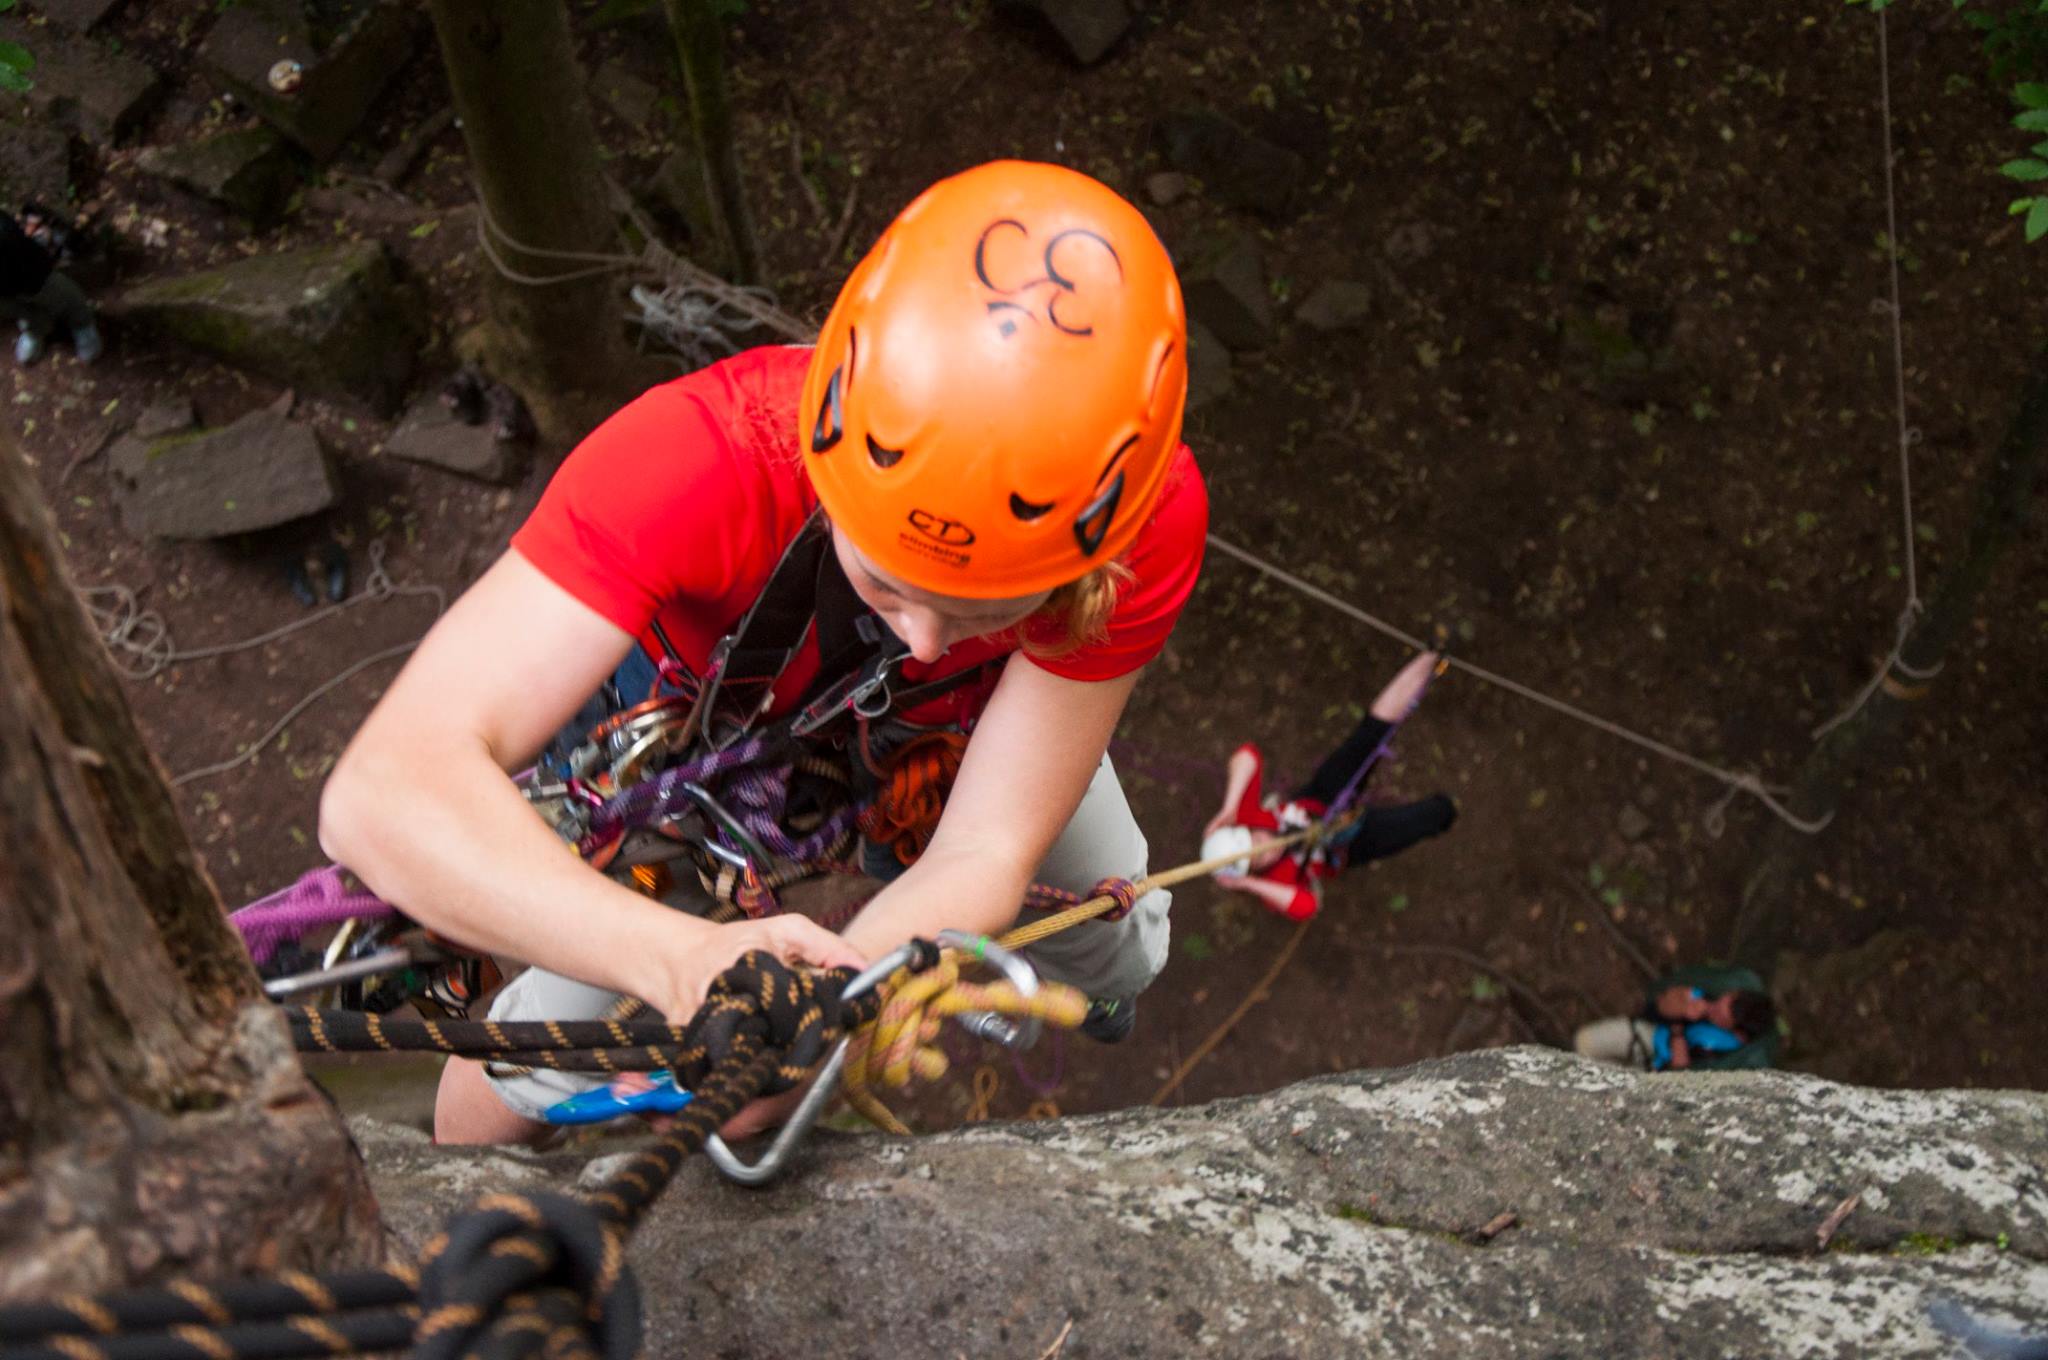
[1202,534,1833,835]
[1816,7,1944,738]
[78,542,446,785]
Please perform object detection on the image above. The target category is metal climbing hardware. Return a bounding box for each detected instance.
[939,930,1044,1052]
[702,940,929,1186]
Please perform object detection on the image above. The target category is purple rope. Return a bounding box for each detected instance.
[1011,1029,1066,1098]
[229,865,395,966]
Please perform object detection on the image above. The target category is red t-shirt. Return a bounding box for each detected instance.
[1229,742,1330,922]
[511,346,1208,727]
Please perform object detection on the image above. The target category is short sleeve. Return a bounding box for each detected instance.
[1027,445,1209,682]
[509,354,805,642]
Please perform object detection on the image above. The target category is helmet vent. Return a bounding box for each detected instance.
[1009,493,1054,522]
[865,433,904,469]
[810,366,845,453]
[1074,470,1125,557]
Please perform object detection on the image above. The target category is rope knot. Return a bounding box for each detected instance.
[1088,876,1142,923]
[677,951,856,1095]
[414,1190,641,1360]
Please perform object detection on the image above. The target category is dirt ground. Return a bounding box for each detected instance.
[14,0,2048,1135]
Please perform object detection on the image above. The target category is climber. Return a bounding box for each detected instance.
[1199,649,1457,922]
[318,161,1205,1145]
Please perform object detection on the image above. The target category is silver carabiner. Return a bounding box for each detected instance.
[936,929,1043,1052]
[703,941,921,1187]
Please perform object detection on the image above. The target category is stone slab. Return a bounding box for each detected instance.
[1001,0,1132,66]
[41,0,126,33]
[1181,229,1273,353]
[385,393,519,485]
[111,405,339,540]
[196,0,419,162]
[1296,278,1375,333]
[137,125,298,225]
[1157,107,1307,221]
[116,241,423,415]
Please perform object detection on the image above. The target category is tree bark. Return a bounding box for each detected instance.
[1730,345,2048,970]
[426,0,666,449]
[0,440,382,1300]
[662,0,763,285]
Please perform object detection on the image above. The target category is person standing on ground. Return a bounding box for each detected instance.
[0,204,100,365]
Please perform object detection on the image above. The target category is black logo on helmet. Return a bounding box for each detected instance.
[906,509,976,546]
[974,220,1125,340]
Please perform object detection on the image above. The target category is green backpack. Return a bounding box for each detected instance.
[1647,964,1783,1071]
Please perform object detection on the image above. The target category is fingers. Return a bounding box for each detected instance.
[753,915,869,972]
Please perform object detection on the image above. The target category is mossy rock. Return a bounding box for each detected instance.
[118,242,425,415]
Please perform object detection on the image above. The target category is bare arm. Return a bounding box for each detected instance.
[319,551,862,1020]
[838,659,1142,961]
[1205,746,1261,839]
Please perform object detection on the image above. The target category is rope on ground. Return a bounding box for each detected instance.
[1202,534,1834,835]
[78,542,445,786]
[1813,5,1944,739]
[1149,919,1311,1108]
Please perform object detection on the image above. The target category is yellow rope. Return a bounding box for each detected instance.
[835,816,1349,1132]
[842,951,1089,1134]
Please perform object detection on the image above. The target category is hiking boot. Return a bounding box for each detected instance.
[71,321,102,364]
[13,325,43,366]
[1080,995,1136,1044]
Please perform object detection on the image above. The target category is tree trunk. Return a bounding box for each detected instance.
[662,0,763,285]
[0,441,382,1300]
[427,0,666,449]
[1730,345,2048,970]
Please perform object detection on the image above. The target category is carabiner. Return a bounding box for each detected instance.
[937,930,1044,1052]
[703,940,925,1187]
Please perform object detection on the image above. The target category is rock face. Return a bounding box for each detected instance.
[137,126,298,225]
[2,19,160,145]
[196,0,419,162]
[359,1048,2048,1359]
[110,403,339,540]
[117,242,423,414]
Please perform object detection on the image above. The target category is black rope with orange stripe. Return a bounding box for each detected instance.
[0,952,888,1360]
[285,1009,692,1073]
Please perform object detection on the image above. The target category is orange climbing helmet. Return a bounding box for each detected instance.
[800,160,1187,599]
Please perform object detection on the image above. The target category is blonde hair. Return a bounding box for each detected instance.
[1020,559,1134,659]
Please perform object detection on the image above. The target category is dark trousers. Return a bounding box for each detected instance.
[1295,713,1456,865]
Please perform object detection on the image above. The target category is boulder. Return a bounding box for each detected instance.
[1156,107,1307,221]
[1180,229,1273,352]
[359,1048,2048,1359]
[1185,317,1231,411]
[0,18,159,146]
[41,0,126,33]
[385,393,520,485]
[196,0,419,162]
[136,126,298,225]
[1144,170,1189,207]
[999,0,1132,66]
[110,404,339,540]
[0,124,74,210]
[1296,278,1375,333]
[117,242,424,415]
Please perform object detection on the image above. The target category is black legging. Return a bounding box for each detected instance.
[1293,714,1457,864]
